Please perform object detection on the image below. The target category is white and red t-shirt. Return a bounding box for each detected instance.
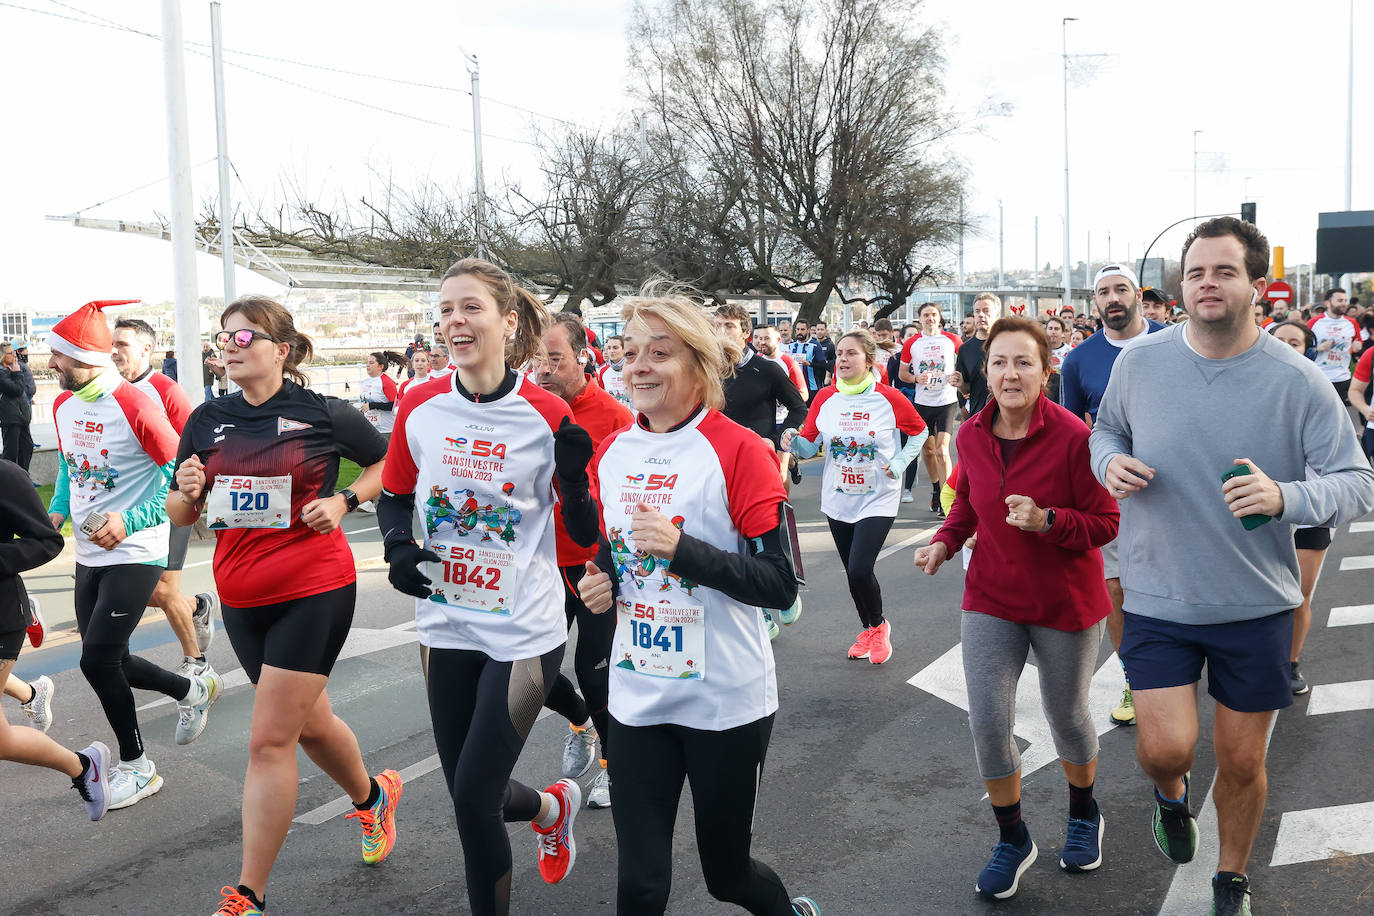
[53,373,179,567]
[597,362,632,408]
[131,369,193,433]
[1308,314,1363,382]
[799,382,928,523]
[398,369,447,403]
[360,373,399,433]
[383,372,572,661]
[593,409,786,731]
[1049,343,1071,374]
[901,331,962,407]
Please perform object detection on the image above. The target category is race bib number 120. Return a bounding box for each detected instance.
[206,475,292,529]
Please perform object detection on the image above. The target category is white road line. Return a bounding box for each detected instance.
[1306,679,1374,717]
[1328,604,1374,627]
[1157,716,1277,915]
[877,525,940,562]
[293,707,556,825]
[1348,521,1374,533]
[1338,555,1374,571]
[1269,800,1374,867]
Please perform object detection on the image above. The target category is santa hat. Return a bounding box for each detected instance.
[47,300,139,367]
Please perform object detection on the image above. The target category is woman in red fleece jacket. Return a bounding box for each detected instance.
[914,316,1118,901]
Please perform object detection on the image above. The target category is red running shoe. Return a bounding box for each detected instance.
[533,777,582,884]
[847,627,874,660]
[26,597,45,648]
[868,621,893,665]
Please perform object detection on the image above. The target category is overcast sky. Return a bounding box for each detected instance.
[0,0,1365,312]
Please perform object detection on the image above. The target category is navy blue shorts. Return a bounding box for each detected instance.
[1120,609,1294,713]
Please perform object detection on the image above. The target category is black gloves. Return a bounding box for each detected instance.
[387,541,441,599]
[553,416,594,483]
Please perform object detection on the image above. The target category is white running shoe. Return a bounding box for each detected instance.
[176,656,215,678]
[20,675,54,732]
[562,724,597,779]
[900,490,915,504]
[763,608,780,641]
[587,765,612,809]
[175,670,223,746]
[107,759,164,810]
[356,500,377,513]
[192,592,218,653]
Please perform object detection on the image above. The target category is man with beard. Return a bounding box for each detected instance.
[947,293,1002,416]
[1060,264,1167,729]
[786,320,827,404]
[1307,287,1364,404]
[811,321,837,387]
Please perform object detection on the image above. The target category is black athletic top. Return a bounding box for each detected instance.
[721,351,808,446]
[175,381,387,608]
[0,460,63,634]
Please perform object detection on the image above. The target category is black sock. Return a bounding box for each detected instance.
[194,655,207,664]
[1068,781,1097,820]
[932,481,941,494]
[992,801,1029,846]
[355,777,380,810]
[74,751,91,779]
[1214,871,1247,887]
[24,683,36,704]
[237,885,265,910]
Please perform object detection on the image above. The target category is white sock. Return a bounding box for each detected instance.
[122,754,152,773]
[534,793,561,829]
[183,676,207,707]
[574,717,592,731]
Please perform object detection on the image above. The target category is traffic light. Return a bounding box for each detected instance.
[1241,201,1257,224]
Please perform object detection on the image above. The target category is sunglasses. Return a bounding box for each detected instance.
[215,329,278,350]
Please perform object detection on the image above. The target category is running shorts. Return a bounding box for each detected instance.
[1119,609,1294,713]
[914,401,959,434]
[166,524,192,573]
[0,626,23,661]
[1100,537,1120,580]
[222,582,354,682]
[1294,526,1332,551]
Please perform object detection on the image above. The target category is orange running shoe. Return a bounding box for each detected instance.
[868,621,893,665]
[533,777,582,884]
[210,886,263,915]
[346,769,403,865]
[847,627,874,659]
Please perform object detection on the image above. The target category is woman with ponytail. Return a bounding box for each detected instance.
[360,351,407,436]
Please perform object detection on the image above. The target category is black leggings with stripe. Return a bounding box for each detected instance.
[424,643,563,916]
[609,713,793,915]
[543,563,615,757]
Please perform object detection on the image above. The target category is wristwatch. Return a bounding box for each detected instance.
[1042,508,1055,532]
[339,488,360,513]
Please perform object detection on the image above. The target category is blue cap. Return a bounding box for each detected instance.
[9,338,27,349]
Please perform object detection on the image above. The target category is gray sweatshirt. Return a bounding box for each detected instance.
[1090,323,1374,625]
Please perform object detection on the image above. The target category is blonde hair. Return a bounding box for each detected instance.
[620,287,739,411]
[838,328,877,369]
[442,258,548,368]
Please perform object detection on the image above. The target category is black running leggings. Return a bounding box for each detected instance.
[75,563,191,761]
[827,514,895,629]
[425,644,564,916]
[543,564,615,758]
[610,713,792,915]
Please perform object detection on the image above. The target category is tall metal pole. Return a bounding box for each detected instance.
[997,199,1004,289]
[161,0,202,407]
[1061,17,1076,310]
[1345,0,1354,212]
[210,1,235,306]
[957,192,965,289]
[1034,215,1039,288]
[1192,129,1202,225]
[459,46,486,259]
[1086,230,1092,282]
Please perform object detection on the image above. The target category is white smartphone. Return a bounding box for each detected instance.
[79,511,109,537]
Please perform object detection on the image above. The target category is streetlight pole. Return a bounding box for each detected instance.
[1345,0,1355,212]
[458,46,486,259]
[210,1,235,307]
[997,199,1004,289]
[1062,17,1076,311]
[161,0,202,408]
[1034,215,1039,288]
[1193,129,1203,225]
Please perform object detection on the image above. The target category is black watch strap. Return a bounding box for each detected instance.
[1043,508,1055,531]
[340,488,360,512]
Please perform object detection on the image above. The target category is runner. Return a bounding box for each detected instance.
[899,302,962,515]
[572,292,819,915]
[596,334,632,408]
[914,316,1119,899]
[786,319,826,404]
[360,351,405,436]
[5,670,55,731]
[46,300,221,811]
[1270,321,1330,695]
[111,317,219,682]
[1348,341,1374,458]
[397,348,432,402]
[949,293,1002,416]
[1141,287,1172,324]
[1091,217,1374,916]
[1,458,112,821]
[1307,287,1363,403]
[532,311,633,810]
[1059,264,1168,729]
[379,259,583,915]
[1044,316,1070,405]
[168,296,400,916]
[783,329,927,665]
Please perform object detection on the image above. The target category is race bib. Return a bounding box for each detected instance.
[837,463,875,495]
[614,596,705,680]
[206,475,292,529]
[923,370,946,393]
[422,537,518,616]
[363,408,381,428]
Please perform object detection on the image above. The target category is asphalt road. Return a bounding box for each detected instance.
[5,462,1374,915]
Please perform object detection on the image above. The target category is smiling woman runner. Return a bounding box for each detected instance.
[570,292,819,916]
[168,297,397,916]
[378,258,592,916]
[782,329,927,666]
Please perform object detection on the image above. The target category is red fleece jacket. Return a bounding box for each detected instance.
[933,393,1118,630]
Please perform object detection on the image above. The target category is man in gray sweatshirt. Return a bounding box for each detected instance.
[1090,217,1374,916]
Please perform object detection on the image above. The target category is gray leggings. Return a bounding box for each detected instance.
[961,611,1104,781]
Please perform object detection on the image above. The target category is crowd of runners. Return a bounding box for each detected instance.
[2,216,1373,916]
